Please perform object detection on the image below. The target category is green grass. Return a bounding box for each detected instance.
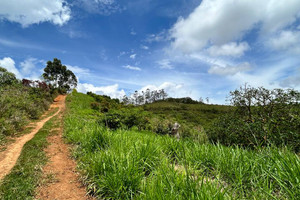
[64,92,300,200]
[0,115,59,200]
[142,101,231,129]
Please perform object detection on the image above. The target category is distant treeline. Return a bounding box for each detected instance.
[121,88,203,105]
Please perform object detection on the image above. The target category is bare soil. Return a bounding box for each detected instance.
[36,96,93,200]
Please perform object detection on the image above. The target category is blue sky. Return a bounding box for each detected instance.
[0,0,300,104]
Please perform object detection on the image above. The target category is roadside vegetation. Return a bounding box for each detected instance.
[0,58,77,145]
[64,91,300,199]
[0,67,53,145]
[0,116,59,200]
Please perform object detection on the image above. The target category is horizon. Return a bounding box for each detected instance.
[0,0,300,104]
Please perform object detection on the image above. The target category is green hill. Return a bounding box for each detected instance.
[142,100,231,129]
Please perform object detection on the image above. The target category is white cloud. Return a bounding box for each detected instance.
[141,45,149,50]
[207,42,250,57]
[269,30,300,52]
[170,0,300,53]
[146,30,168,43]
[130,29,137,35]
[0,38,43,50]
[208,62,251,76]
[20,58,44,80]
[0,57,21,78]
[280,68,300,88]
[123,65,141,71]
[77,83,126,99]
[140,82,183,93]
[66,65,90,77]
[138,82,195,98]
[74,0,123,15]
[0,0,71,27]
[130,54,136,59]
[157,59,174,69]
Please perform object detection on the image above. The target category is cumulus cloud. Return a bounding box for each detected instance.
[140,82,182,92]
[157,59,174,69]
[0,57,45,80]
[207,42,250,57]
[77,83,126,99]
[138,82,194,98]
[0,0,71,27]
[269,30,300,52]
[123,65,141,71]
[0,57,21,78]
[20,58,44,80]
[171,0,300,53]
[208,62,251,76]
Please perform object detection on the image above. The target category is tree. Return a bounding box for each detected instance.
[208,84,300,151]
[42,58,77,93]
[145,88,151,103]
[0,67,18,87]
[160,89,168,100]
[198,97,204,103]
[122,95,130,105]
[206,97,209,104]
[133,91,139,105]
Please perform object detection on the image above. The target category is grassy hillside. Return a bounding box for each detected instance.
[64,91,300,199]
[0,84,54,145]
[142,101,231,129]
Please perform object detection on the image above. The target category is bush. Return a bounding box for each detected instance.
[207,86,300,152]
[100,108,151,131]
[90,102,101,110]
[0,67,18,86]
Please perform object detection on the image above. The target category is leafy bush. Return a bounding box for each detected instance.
[100,108,151,131]
[0,67,18,86]
[207,85,300,152]
[90,102,101,110]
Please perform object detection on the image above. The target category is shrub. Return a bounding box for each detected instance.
[0,67,18,86]
[207,85,300,152]
[90,102,101,110]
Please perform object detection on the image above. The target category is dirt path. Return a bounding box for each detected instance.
[36,96,93,200]
[0,95,65,181]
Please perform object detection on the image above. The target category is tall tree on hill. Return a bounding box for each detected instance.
[160,89,168,100]
[145,88,151,103]
[42,58,77,93]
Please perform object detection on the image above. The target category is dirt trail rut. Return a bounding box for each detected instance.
[0,95,65,181]
[36,96,93,200]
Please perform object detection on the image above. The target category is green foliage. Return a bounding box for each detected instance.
[90,102,101,110]
[43,58,77,93]
[0,78,53,142]
[64,92,300,199]
[100,108,150,131]
[143,100,230,129]
[207,85,300,152]
[0,66,18,87]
